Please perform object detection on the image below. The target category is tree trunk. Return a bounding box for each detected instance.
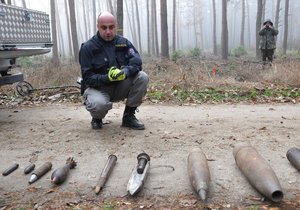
[130,0,138,47]
[274,0,281,29]
[172,0,176,52]
[212,0,217,55]
[68,0,79,62]
[92,0,96,33]
[262,0,266,23]
[117,0,123,36]
[240,0,245,46]
[282,0,289,54]
[146,0,150,55]
[107,0,114,14]
[125,0,136,45]
[160,0,169,58]
[221,0,228,60]
[21,0,26,8]
[50,0,59,66]
[247,0,251,48]
[64,0,73,56]
[134,0,141,53]
[256,0,262,58]
[151,0,159,57]
[82,0,89,40]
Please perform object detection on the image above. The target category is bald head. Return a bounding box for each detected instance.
[97,12,117,41]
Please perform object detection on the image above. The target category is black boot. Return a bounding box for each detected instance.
[122,106,145,130]
[91,118,103,130]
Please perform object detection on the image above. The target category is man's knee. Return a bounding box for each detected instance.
[136,71,149,86]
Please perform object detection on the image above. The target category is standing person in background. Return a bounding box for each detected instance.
[259,19,279,66]
[79,12,149,130]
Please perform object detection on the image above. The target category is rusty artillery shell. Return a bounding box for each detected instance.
[51,157,77,185]
[95,154,117,194]
[233,142,283,203]
[24,163,35,174]
[2,163,19,176]
[29,162,52,184]
[286,147,300,172]
[187,148,211,201]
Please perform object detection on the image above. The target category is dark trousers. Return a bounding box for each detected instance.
[261,49,274,63]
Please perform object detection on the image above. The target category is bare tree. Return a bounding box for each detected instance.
[50,0,59,66]
[172,0,176,52]
[282,0,289,54]
[274,0,281,29]
[160,0,169,58]
[21,0,26,8]
[64,0,73,56]
[151,0,159,56]
[82,0,89,40]
[240,0,245,46]
[68,0,79,62]
[125,0,136,45]
[261,0,266,23]
[212,0,217,55]
[134,0,141,52]
[146,0,150,54]
[256,0,263,58]
[107,0,114,14]
[221,0,228,60]
[116,0,123,36]
[92,0,96,33]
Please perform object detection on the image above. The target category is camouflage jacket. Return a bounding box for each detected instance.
[259,27,279,50]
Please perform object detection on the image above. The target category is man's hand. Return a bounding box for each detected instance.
[108,67,126,82]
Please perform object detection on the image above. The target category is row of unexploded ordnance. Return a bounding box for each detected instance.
[188,143,300,203]
[2,146,299,200]
[2,158,77,185]
[1,153,151,196]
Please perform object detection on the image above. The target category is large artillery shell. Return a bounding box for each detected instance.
[51,157,77,185]
[2,163,19,176]
[29,162,52,184]
[187,148,211,201]
[286,147,300,172]
[24,163,35,174]
[95,154,117,194]
[233,142,283,203]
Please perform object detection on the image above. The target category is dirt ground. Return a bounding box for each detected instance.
[0,102,299,209]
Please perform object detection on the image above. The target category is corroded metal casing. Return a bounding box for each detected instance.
[233,142,283,203]
[34,162,52,177]
[188,148,211,201]
[95,154,117,194]
[286,147,300,172]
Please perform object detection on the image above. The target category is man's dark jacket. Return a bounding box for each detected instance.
[79,32,142,89]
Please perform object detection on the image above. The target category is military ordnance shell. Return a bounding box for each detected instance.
[233,142,283,203]
[24,163,35,174]
[127,152,151,195]
[137,153,150,174]
[29,162,52,184]
[95,154,117,194]
[51,157,77,185]
[2,163,19,176]
[188,148,211,201]
[286,147,300,172]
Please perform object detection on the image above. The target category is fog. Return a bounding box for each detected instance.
[11,0,300,57]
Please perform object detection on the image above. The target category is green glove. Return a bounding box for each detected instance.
[108,67,126,82]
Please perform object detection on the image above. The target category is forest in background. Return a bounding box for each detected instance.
[3,0,300,62]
